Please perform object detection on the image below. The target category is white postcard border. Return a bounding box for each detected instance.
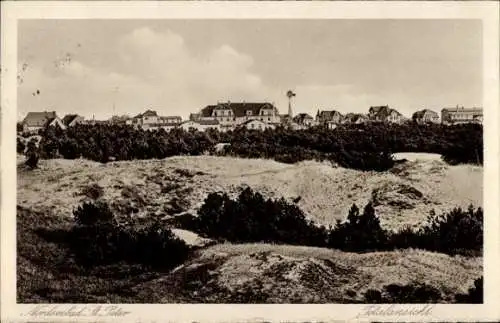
[1,2,499,322]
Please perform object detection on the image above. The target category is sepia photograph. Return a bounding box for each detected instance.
[14,18,486,304]
[1,2,499,322]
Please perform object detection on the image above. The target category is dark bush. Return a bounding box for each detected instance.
[364,289,383,303]
[364,282,443,303]
[24,140,39,169]
[195,187,328,246]
[419,205,483,254]
[328,203,388,252]
[166,213,200,232]
[69,201,190,270]
[455,277,483,303]
[388,205,483,255]
[73,201,114,226]
[334,150,395,172]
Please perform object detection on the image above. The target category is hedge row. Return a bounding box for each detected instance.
[24,122,482,171]
[181,187,483,256]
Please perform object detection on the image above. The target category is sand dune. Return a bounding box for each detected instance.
[132,242,482,303]
[17,154,482,231]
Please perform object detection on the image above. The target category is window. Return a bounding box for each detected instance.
[268,117,271,121]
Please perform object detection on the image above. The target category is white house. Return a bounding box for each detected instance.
[240,119,275,131]
[127,110,183,130]
[441,106,483,125]
[179,120,220,131]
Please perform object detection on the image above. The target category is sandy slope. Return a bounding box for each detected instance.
[16,154,483,303]
[17,154,482,231]
[132,243,482,303]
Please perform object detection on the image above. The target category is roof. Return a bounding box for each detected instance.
[241,119,266,125]
[369,106,402,119]
[293,113,314,123]
[197,119,220,126]
[412,109,438,119]
[145,122,180,127]
[189,113,200,119]
[344,113,368,123]
[142,110,158,117]
[442,106,483,113]
[369,106,388,114]
[62,114,83,126]
[200,102,277,118]
[317,110,343,120]
[23,111,58,126]
[159,116,182,120]
[181,120,220,126]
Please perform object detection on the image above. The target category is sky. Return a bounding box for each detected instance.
[17,19,482,121]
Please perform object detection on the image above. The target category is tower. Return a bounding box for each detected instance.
[286,90,296,122]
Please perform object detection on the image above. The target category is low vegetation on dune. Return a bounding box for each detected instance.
[174,187,482,256]
[17,154,482,231]
[16,135,483,303]
[18,183,483,303]
[21,122,482,171]
[18,201,482,303]
[130,243,482,303]
[17,204,192,303]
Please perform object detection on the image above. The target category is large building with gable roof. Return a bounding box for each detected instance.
[196,101,281,131]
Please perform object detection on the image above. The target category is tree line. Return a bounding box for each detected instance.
[19,122,483,171]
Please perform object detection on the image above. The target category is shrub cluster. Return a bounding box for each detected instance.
[195,187,328,246]
[329,204,482,255]
[68,201,190,270]
[364,282,443,303]
[35,122,482,170]
[190,187,482,256]
[327,203,387,252]
[388,205,483,255]
[455,277,483,303]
